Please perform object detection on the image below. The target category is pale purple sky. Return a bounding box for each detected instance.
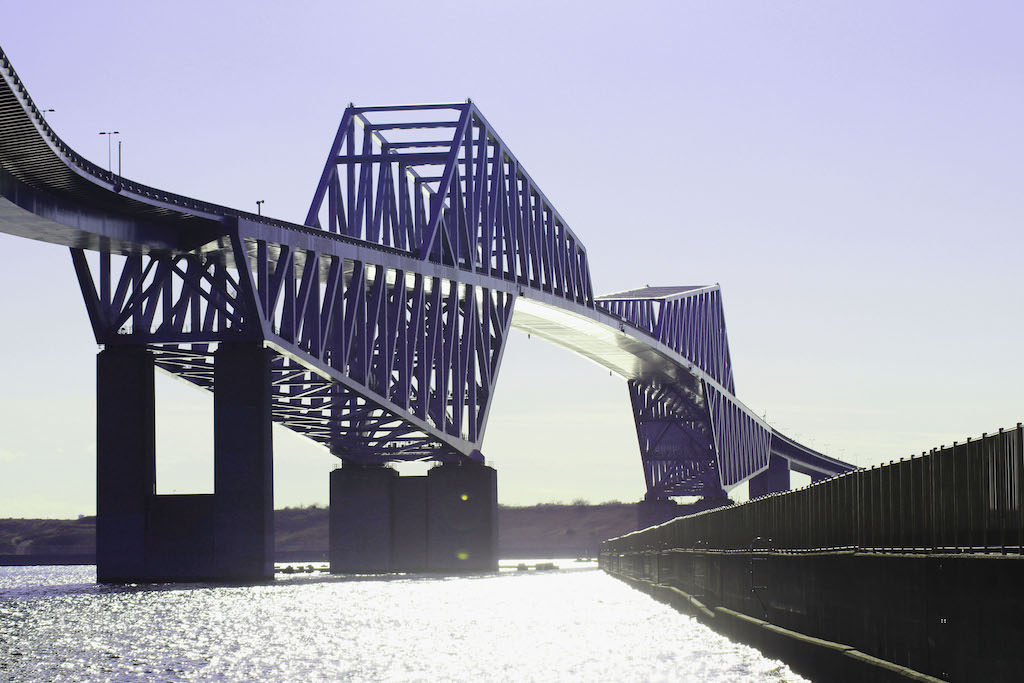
[1,1,1022,516]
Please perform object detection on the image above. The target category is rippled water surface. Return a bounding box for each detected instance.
[0,564,807,682]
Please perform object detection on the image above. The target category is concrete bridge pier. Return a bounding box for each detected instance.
[637,491,734,530]
[426,462,498,572]
[391,474,428,571]
[95,342,274,583]
[211,342,275,581]
[328,461,498,574]
[637,498,681,529]
[329,464,398,572]
[96,346,155,583]
[749,454,791,498]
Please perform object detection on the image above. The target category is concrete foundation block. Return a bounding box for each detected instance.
[426,463,497,572]
[329,466,398,573]
[749,454,791,498]
[96,343,275,583]
[146,494,216,580]
[637,499,681,529]
[392,476,428,572]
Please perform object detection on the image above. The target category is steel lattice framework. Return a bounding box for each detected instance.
[0,44,854,498]
[69,224,516,460]
[600,286,774,496]
[305,103,593,306]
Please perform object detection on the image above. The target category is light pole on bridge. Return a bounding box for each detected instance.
[99,131,120,173]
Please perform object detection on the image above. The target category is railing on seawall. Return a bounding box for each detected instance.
[603,423,1024,556]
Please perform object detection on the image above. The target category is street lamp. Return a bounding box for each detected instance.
[256,200,265,216]
[98,131,120,172]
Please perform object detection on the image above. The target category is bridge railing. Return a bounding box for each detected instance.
[1,45,410,257]
[604,423,1024,555]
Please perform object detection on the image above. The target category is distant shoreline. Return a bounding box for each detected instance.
[0,502,640,566]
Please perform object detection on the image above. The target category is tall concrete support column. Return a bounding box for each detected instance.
[329,465,397,573]
[213,342,274,581]
[96,346,155,583]
[637,498,680,530]
[426,463,498,572]
[749,454,790,498]
[392,475,428,571]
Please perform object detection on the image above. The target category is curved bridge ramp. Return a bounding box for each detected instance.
[0,45,853,503]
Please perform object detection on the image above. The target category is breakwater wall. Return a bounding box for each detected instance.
[601,425,1024,682]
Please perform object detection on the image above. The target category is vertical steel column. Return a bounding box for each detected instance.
[1017,425,1024,553]
[940,447,953,550]
[1015,428,1024,557]
[213,342,274,581]
[95,345,155,583]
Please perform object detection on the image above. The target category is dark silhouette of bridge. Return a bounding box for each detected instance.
[0,45,852,581]
[603,425,1024,682]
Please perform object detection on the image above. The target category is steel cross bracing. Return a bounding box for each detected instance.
[597,285,735,392]
[628,380,720,499]
[0,43,856,495]
[304,103,594,307]
[606,286,773,495]
[69,224,515,460]
[600,285,841,489]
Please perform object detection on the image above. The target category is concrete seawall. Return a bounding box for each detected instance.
[603,565,942,683]
[602,549,1022,681]
[601,426,1024,682]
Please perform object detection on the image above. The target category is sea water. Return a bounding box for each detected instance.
[0,564,807,682]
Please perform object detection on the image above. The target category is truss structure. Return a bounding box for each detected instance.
[628,380,719,498]
[603,286,772,495]
[59,103,850,491]
[71,223,515,461]
[305,103,593,306]
[597,285,734,391]
[0,43,855,497]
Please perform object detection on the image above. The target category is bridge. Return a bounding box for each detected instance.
[0,45,852,582]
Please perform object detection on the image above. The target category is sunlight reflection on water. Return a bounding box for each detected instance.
[0,565,807,682]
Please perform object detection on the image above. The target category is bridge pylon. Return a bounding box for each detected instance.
[748,454,791,499]
[95,342,274,583]
[329,460,497,573]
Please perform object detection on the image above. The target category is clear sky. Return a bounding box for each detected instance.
[1,1,1021,517]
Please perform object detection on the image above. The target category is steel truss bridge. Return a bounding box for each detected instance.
[0,45,852,502]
